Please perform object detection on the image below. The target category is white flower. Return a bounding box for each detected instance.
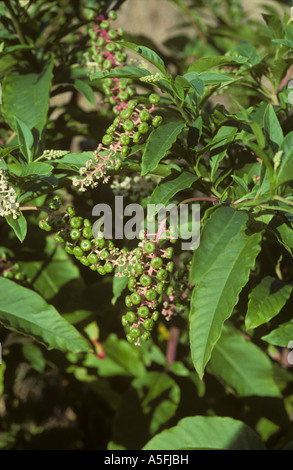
[0,168,20,219]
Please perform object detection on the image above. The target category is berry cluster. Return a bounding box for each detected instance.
[0,253,27,283]
[89,11,134,113]
[121,230,176,345]
[72,94,162,191]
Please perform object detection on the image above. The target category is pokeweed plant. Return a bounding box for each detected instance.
[0,0,293,451]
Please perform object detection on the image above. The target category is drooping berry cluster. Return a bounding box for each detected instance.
[89,11,134,113]
[121,226,179,345]
[72,94,162,191]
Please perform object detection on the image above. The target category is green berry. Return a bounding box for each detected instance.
[121,146,129,157]
[165,247,174,259]
[80,256,90,266]
[73,246,83,257]
[118,91,128,101]
[120,134,130,146]
[54,234,64,244]
[96,37,105,47]
[108,10,117,20]
[100,250,110,260]
[100,20,110,29]
[125,295,132,307]
[108,29,118,40]
[126,311,136,323]
[145,289,157,301]
[82,227,93,239]
[105,42,116,52]
[166,261,174,272]
[166,285,174,296]
[94,238,105,248]
[157,268,168,281]
[130,292,141,305]
[137,305,149,318]
[133,132,141,143]
[151,257,163,269]
[152,311,159,321]
[121,315,128,327]
[126,333,134,343]
[138,122,149,134]
[97,266,106,275]
[120,109,132,119]
[104,262,113,273]
[127,99,138,110]
[149,93,160,104]
[130,327,141,339]
[139,109,150,121]
[102,134,113,145]
[139,274,152,287]
[70,217,82,229]
[134,263,143,275]
[128,277,136,291]
[144,318,154,330]
[70,229,81,240]
[123,120,135,131]
[90,264,97,271]
[80,239,92,251]
[152,115,163,127]
[67,205,76,216]
[103,59,112,70]
[156,282,165,294]
[87,253,98,264]
[144,241,156,254]
[141,331,151,341]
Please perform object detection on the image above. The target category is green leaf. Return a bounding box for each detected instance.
[83,333,145,377]
[20,238,81,300]
[187,56,248,73]
[22,343,46,372]
[90,66,151,81]
[111,275,128,305]
[245,276,292,330]
[262,320,293,347]
[0,278,90,353]
[73,79,95,105]
[189,207,262,378]
[5,213,27,242]
[263,104,283,153]
[20,162,53,177]
[55,151,93,170]
[210,325,280,397]
[1,57,54,136]
[141,118,185,175]
[276,131,293,186]
[143,416,266,450]
[148,171,198,216]
[15,118,34,162]
[118,40,167,75]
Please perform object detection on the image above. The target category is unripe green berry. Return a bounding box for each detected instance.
[144,241,156,254]
[157,268,168,281]
[108,10,117,20]
[128,277,136,291]
[166,285,174,296]
[166,261,174,272]
[130,292,141,305]
[120,109,132,119]
[137,305,149,318]
[145,289,157,301]
[149,93,160,104]
[152,311,159,321]
[139,274,152,287]
[156,282,164,294]
[102,134,113,145]
[127,99,138,110]
[139,109,150,121]
[152,115,163,127]
[126,311,136,323]
[80,256,90,266]
[67,205,76,216]
[151,257,163,269]
[121,146,129,157]
[80,239,92,251]
[165,247,174,259]
[134,263,143,275]
[126,333,134,343]
[97,266,106,275]
[87,253,98,264]
[133,132,141,143]
[70,229,81,240]
[144,318,154,330]
[54,234,64,244]
[130,327,141,339]
[123,120,135,132]
[125,295,132,307]
[100,250,110,260]
[121,315,128,327]
[104,262,113,273]
[138,122,149,134]
[120,134,130,146]
[82,227,92,239]
[100,20,110,29]
[73,246,83,257]
[118,91,128,101]
[141,331,151,341]
[70,217,82,229]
